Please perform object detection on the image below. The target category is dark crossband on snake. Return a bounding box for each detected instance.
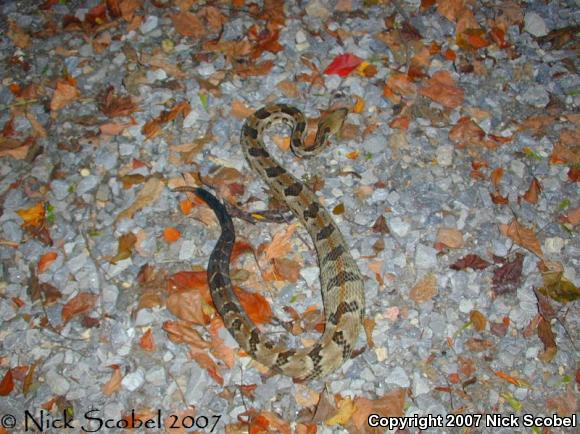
[193,104,365,381]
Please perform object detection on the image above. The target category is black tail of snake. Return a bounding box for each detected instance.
[194,104,365,381]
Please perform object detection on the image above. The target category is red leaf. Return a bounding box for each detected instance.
[450,254,491,271]
[0,370,14,396]
[323,53,363,77]
[61,292,98,323]
[492,253,524,295]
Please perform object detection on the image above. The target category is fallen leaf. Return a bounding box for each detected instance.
[495,370,525,387]
[469,310,486,331]
[0,370,14,396]
[499,219,543,258]
[450,254,491,270]
[208,318,236,368]
[22,360,39,397]
[323,53,363,77]
[163,227,181,243]
[170,11,204,38]
[50,79,80,111]
[263,224,296,260]
[419,70,464,109]
[233,286,272,325]
[116,177,164,221]
[166,290,210,325]
[351,389,406,433]
[522,177,542,204]
[492,253,524,295]
[110,232,136,264]
[61,292,98,323]
[101,366,122,396]
[539,269,579,303]
[464,338,493,352]
[163,320,209,348]
[38,252,57,273]
[17,202,45,228]
[436,228,464,249]
[409,273,437,303]
[189,346,223,385]
[537,317,557,363]
[140,329,156,352]
[270,257,301,282]
[325,396,355,427]
[490,167,504,190]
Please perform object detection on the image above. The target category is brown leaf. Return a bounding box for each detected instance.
[490,191,509,205]
[110,232,136,264]
[208,318,236,369]
[420,70,464,109]
[436,228,464,249]
[490,167,504,190]
[450,254,491,270]
[40,282,62,306]
[101,366,122,396]
[464,337,494,352]
[449,117,486,147]
[351,389,406,433]
[492,253,524,295]
[537,317,557,363]
[469,310,487,332]
[116,177,164,221]
[22,360,39,397]
[522,177,542,204]
[546,387,577,416]
[166,290,210,325]
[0,369,14,396]
[263,224,296,260]
[189,346,224,385]
[539,269,579,303]
[170,12,204,38]
[62,292,97,323]
[98,87,138,118]
[139,329,156,352]
[499,219,543,258]
[50,79,80,111]
[409,273,437,303]
[163,320,209,348]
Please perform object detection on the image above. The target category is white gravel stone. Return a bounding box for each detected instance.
[524,12,549,37]
[122,368,145,391]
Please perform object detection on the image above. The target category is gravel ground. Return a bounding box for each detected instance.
[0,1,578,433]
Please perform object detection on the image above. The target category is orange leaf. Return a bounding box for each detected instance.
[38,251,58,273]
[419,70,464,109]
[16,202,45,228]
[208,317,236,368]
[522,177,542,204]
[436,228,464,249]
[179,199,193,215]
[351,390,406,432]
[166,289,210,325]
[101,366,122,396]
[263,224,296,260]
[490,167,504,190]
[469,310,487,331]
[61,292,98,323]
[140,329,156,352]
[499,219,543,258]
[346,150,359,160]
[234,287,272,325]
[495,370,523,386]
[166,271,211,302]
[490,192,509,205]
[163,227,181,243]
[189,346,223,385]
[0,370,14,396]
[163,320,209,348]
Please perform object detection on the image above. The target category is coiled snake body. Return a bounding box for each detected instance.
[196,104,365,381]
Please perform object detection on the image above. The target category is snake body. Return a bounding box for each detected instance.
[197,104,365,381]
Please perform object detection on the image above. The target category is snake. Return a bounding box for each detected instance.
[194,104,365,381]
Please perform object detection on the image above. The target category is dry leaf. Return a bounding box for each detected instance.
[537,317,557,363]
[163,227,181,243]
[163,320,209,348]
[50,79,80,111]
[38,252,57,273]
[325,396,355,427]
[420,70,464,109]
[116,177,164,221]
[409,273,437,303]
[499,219,543,258]
[166,290,210,325]
[436,228,464,249]
[208,317,236,369]
[110,232,136,263]
[189,346,223,385]
[263,224,296,260]
[469,310,487,331]
[233,286,272,325]
[140,328,156,352]
[522,177,542,204]
[492,253,524,295]
[101,366,122,396]
[22,360,39,397]
[0,370,14,396]
[61,292,98,323]
[450,254,491,270]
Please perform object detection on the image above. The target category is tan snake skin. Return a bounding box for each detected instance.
[196,104,365,381]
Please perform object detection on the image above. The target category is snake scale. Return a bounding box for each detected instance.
[195,104,365,381]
